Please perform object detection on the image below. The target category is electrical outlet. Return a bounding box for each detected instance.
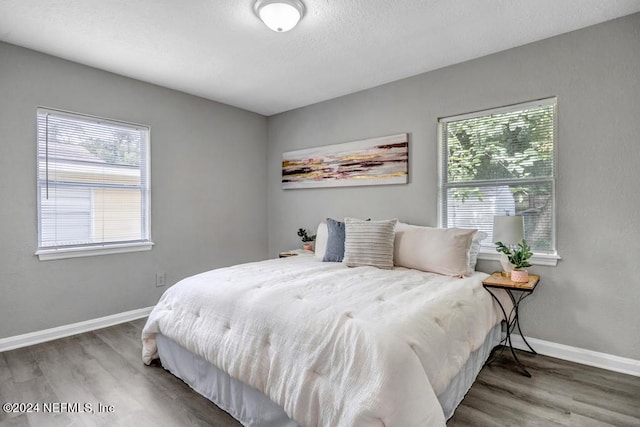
[155,272,166,287]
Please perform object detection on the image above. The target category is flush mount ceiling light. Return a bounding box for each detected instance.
[254,0,305,32]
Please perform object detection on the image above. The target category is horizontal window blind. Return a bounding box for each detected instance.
[37,108,150,251]
[439,98,556,254]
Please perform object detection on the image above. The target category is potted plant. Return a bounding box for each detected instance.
[297,228,316,251]
[495,240,533,282]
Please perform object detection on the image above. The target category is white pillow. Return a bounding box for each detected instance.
[314,221,328,259]
[394,221,421,232]
[395,223,484,275]
[467,231,487,275]
[394,226,477,277]
[343,218,397,270]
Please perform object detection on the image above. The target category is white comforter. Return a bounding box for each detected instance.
[142,256,506,427]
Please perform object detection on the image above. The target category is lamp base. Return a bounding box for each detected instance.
[499,253,514,275]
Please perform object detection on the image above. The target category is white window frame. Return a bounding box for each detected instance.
[35,107,153,261]
[437,98,560,266]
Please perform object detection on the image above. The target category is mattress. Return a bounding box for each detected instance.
[156,323,501,426]
[143,256,509,425]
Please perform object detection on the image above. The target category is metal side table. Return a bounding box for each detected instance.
[482,272,540,377]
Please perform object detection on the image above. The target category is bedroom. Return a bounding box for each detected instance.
[1,1,639,426]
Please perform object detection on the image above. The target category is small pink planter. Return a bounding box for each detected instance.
[511,270,529,283]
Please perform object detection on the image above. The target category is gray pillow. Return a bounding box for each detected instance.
[322,218,345,262]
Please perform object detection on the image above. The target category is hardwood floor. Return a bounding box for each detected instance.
[1,320,638,426]
[448,350,640,426]
[0,319,239,427]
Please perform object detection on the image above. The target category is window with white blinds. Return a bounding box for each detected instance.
[438,98,557,259]
[36,108,152,260]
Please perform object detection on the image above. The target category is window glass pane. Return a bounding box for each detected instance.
[93,188,143,242]
[446,104,554,183]
[40,186,92,247]
[445,182,554,253]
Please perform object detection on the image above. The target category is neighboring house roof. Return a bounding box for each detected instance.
[39,141,106,163]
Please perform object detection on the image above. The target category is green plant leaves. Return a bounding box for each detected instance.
[495,239,532,269]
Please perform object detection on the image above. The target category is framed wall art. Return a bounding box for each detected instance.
[282,133,408,189]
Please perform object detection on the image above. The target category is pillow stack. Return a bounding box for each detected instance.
[314,218,484,276]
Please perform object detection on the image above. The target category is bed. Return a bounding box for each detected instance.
[141,237,510,425]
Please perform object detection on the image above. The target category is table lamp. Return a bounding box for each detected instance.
[493,215,524,276]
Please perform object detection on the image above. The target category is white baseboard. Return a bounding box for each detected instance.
[0,306,154,353]
[2,309,638,378]
[511,334,640,377]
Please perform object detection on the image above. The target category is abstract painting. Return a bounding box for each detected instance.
[282,133,408,189]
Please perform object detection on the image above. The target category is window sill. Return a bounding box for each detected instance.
[36,242,154,261]
[478,250,561,267]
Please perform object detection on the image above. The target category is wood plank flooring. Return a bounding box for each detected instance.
[1,319,638,426]
[448,350,640,426]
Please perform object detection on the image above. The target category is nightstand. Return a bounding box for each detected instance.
[279,249,314,258]
[483,272,540,377]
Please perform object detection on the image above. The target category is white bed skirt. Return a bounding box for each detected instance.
[155,324,502,425]
[438,323,501,419]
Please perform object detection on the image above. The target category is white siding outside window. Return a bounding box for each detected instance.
[36,107,152,260]
[438,98,559,266]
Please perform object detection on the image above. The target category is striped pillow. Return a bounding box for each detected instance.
[343,218,397,269]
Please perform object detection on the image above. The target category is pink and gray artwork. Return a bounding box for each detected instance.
[282,133,408,189]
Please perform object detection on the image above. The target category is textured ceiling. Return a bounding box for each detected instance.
[1,1,639,116]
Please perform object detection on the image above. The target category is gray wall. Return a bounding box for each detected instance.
[267,14,640,360]
[0,42,268,338]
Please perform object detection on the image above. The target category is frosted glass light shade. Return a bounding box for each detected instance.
[255,0,304,32]
[493,215,524,245]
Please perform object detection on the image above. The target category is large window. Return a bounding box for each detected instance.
[36,108,152,260]
[438,98,558,265]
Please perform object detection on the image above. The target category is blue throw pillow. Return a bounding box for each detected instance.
[323,218,346,262]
